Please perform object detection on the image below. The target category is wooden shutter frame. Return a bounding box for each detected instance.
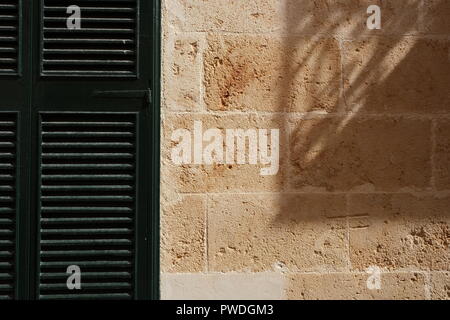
[31,0,161,300]
[143,0,160,301]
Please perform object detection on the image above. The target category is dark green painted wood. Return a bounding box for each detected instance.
[0,0,33,300]
[0,112,17,300]
[40,0,140,78]
[149,0,160,301]
[37,112,137,300]
[0,0,160,300]
[0,0,21,75]
[32,0,159,300]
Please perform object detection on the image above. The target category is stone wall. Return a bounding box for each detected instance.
[160,0,449,299]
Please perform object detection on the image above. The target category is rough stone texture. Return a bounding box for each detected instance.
[208,194,348,272]
[162,113,287,192]
[177,0,422,36]
[289,116,432,192]
[287,272,427,300]
[204,34,342,112]
[161,0,450,300]
[422,0,450,34]
[161,273,286,300]
[343,37,450,114]
[183,0,280,33]
[281,0,421,36]
[163,0,186,29]
[430,272,450,300]
[435,120,450,190]
[163,31,205,111]
[348,193,449,271]
[161,195,206,272]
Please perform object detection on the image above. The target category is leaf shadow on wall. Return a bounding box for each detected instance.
[202,0,449,275]
[270,0,450,273]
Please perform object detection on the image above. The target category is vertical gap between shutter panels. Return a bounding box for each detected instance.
[0,113,17,300]
[0,0,20,75]
[38,113,136,300]
[41,0,138,77]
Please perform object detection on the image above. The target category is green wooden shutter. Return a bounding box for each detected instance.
[0,0,20,75]
[0,0,159,300]
[37,113,137,300]
[0,113,17,300]
[41,0,138,77]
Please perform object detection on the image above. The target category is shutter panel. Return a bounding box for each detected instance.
[41,0,138,77]
[0,113,16,300]
[38,113,136,300]
[0,0,20,74]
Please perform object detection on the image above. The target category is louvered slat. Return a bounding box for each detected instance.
[0,0,19,74]
[0,113,16,300]
[41,0,138,77]
[38,113,136,300]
